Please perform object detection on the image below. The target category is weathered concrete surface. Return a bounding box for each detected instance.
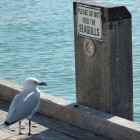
[0,78,140,140]
[0,100,110,140]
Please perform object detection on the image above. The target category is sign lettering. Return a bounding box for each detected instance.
[77,5,102,40]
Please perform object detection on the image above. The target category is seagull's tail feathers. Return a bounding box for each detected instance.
[0,121,13,129]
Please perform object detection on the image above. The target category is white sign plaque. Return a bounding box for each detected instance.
[77,5,102,40]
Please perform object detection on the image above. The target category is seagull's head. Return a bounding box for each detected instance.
[23,77,47,89]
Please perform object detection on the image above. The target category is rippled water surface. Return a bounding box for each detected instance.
[0,0,140,122]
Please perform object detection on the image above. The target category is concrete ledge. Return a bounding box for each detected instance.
[0,78,140,140]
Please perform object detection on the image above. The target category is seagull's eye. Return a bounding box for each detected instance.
[34,81,37,84]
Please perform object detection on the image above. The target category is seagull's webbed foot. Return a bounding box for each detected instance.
[28,132,32,136]
[19,132,24,135]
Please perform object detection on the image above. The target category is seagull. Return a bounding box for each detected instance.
[1,77,47,135]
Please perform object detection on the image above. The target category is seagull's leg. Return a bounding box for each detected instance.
[19,121,22,135]
[28,119,31,135]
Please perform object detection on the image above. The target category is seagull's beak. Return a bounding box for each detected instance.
[38,82,47,86]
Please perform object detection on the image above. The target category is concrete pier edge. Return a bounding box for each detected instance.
[0,78,140,140]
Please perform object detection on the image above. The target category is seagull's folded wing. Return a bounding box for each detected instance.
[6,89,40,123]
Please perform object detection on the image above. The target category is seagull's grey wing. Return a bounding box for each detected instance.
[8,90,40,123]
[5,92,22,122]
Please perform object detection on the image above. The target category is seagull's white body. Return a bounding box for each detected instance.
[1,77,47,135]
[5,88,40,124]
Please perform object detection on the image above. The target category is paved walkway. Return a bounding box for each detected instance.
[0,100,111,140]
